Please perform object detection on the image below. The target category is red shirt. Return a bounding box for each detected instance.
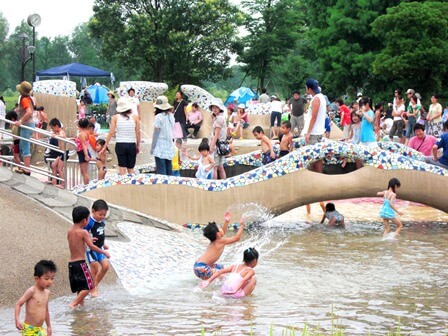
[339,104,351,126]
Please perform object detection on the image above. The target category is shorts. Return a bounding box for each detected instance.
[41,122,48,131]
[77,150,91,164]
[193,261,224,280]
[279,150,289,158]
[308,134,323,145]
[242,122,250,129]
[389,120,405,138]
[13,140,20,154]
[86,249,107,263]
[19,123,35,157]
[262,150,275,165]
[213,150,226,166]
[270,112,282,127]
[115,142,137,169]
[68,260,94,293]
[21,322,46,336]
[58,151,69,162]
[172,170,180,177]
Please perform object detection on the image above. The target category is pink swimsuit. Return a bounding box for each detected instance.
[221,266,251,299]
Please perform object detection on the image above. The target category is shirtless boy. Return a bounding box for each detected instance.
[253,126,276,165]
[194,210,245,280]
[279,120,293,158]
[15,260,57,336]
[68,206,110,309]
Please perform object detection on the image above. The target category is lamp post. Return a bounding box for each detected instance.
[19,33,35,82]
[27,13,41,83]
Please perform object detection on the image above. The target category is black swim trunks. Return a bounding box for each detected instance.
[262,150,276,165]
[279,150,290,158]
[68,260,94,293]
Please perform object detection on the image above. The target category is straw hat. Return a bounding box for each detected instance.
[107,91,115,98]
[16,81,32,95]
[154,95,172,110]
[116,97,134,113]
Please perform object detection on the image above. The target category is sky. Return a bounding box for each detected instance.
[1,0,94,38]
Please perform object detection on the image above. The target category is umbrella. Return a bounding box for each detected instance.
[224,87,257,107]
[86,83,110,104]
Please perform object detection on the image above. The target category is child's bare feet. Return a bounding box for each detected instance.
[90,288,99,297]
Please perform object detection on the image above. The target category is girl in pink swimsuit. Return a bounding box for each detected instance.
[200,247,259,299]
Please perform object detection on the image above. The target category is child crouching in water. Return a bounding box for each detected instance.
[378,178,404,238]
[320,202,345,228]
[200,247,258,299]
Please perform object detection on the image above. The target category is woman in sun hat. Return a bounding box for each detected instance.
[106,91,117,124]
[209,98,227,179]
[102,97,141,175]
[151,95,175,175]
[15,81,35,175]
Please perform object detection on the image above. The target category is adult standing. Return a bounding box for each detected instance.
[0,96,6,134]
[106,91,117,125]
[102,98,140,175]
[389,95,405,144]
[269,95,283,139]
[427,94,443,137]
[127,88,140,119]
[405,95,420,145]
[209,98,227,180]
[15,81,35,175]
[288,91,307,136]
[151,96,175,175]
[173,91,188,140]
[259,88,270,104]
[304,79,327,173]
[408,124,437,156]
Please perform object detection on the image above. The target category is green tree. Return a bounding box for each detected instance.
[372,1,448,98]
[238,0,303,90]
[89,0,242,86]
[0,12,11,91]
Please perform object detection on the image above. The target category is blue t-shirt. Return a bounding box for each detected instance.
[325,116,331,132]
[360,110,376,143]
[436,132,448,166]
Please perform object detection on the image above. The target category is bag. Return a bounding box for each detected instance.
[216,140,230,156]
[420,105,427,120]
[173,122,183,139]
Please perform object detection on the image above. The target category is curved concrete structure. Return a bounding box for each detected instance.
[77,141,447,225]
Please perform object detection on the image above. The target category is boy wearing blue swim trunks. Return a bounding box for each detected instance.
[84,199,110,297]
[194,211,245,280]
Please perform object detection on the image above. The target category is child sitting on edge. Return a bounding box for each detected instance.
[194,210,245,280]
[279,120,293,158]
[84,200,110,297]
[253,126,276,165]
[172,138,183,177]
[320,202,345,228]
[95,139,107,180]
[68,206,110,308]
[14,260,57,336]
[186,139,215,179]
[200,247,258,299]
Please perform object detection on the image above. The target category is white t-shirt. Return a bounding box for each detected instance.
[270,101,284,113]
[393,104,405,121]
[129,96,140,116]
[306,93,326,135]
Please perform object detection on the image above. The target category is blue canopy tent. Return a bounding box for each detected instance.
[86,83,110,104]
[224,87,257,107]
[36,62,114,87]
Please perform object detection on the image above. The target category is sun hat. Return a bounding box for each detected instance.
[406,88,415,95]
[116,97,134,113]
[107,91,115,98]
[16,81,32,95]
[209,98,225,112]
[357,92,363,97]
[270,95,277,100]
[238,103,246,109]
[154,95,172,110]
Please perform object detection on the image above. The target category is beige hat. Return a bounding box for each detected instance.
[16,81,32,95]
[406,89,415,95]
[107,91,115,98]
[154,95,172,110]
[116,97,134,113]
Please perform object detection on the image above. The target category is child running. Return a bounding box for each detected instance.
[200,247,258,299]
[14,260,57,336]
[68,206,110,308]
[320,202,345,228]
[95,139,107,180]
[194,210,245,280]
[378,178,404,239]
[186,139,215,179]
[84,200,110,297]
[279,120,293,158]
[253,126,276,165]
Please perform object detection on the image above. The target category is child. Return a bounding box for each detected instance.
[349,111,361,144]
[5,111,21,166]
[78,100,86,120]
[227,107,238,138]
[279,120,293,158]
[253,126,276,165]
[84,200,110,297]
[200,247,258,299]
[377,178,404,238]
[76,118,91,185]
[194,210,245,280]
[187,140,215,179]
[172,138,183,177]
[49,118,68,188]
[233,104,249,140]
[95,139,107,180]
[14,260,57,336]
[37,106,48,131]
[67,206,110,308]
[320,202,345,228]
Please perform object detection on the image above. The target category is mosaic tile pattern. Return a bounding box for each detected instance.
[33,80,76,97]
[74,139,447,195]
[180,84,216,111]
[119,81,168,102]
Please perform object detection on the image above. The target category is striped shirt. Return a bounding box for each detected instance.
[116,114,136,143]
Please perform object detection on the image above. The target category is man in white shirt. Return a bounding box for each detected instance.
[127,88,140,118]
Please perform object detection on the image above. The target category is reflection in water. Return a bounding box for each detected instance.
[0,201,447,335]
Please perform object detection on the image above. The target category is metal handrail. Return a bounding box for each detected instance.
[0,117,78,189]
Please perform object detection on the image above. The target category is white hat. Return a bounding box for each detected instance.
[209,98,225,112]
[116,97,134,113]
[357,92,363,97]
[270,95,278,100]
[154,95,172,110]
[406,88,415,95]
[237,103,246,109]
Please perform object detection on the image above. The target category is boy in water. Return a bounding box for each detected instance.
[194,211,245,280]
[68,206,110,309]
[84,200,110,297]
[279,120,293,158]
[14,260,57,336]
[253,126,276,165]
